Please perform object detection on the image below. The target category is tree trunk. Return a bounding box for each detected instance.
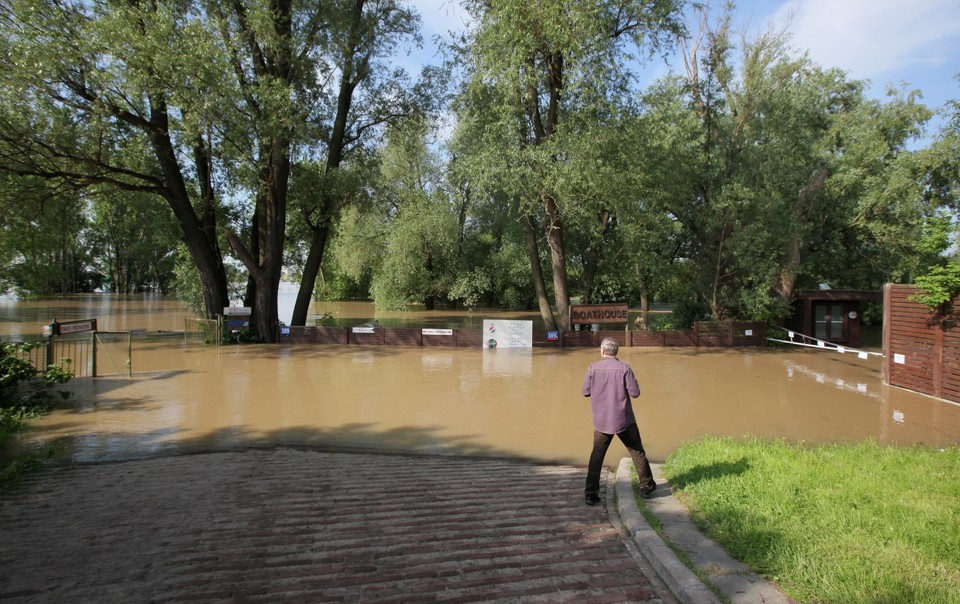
[291,0,366,326]
[523,213,557,330]
[148,105,229,319]
[292,223,330,325]
[580,210,611,303]
[776,167,828,304]
[543,195,571,330]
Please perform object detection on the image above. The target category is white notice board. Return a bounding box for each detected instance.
[481,320,533,349]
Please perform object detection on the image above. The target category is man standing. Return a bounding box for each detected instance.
[581,337,657,506]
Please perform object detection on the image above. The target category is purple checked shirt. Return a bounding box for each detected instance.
[581,356,641,434]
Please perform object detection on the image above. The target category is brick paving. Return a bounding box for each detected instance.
[0,449,676,603]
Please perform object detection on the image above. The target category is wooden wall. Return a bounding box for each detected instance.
[883,284,960,403]
[280,321,767,349]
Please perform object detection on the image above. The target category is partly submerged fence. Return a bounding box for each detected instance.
[4,332,131,379]
[185,317,222,346]
[279,320,767,348]
[883,284,960,403]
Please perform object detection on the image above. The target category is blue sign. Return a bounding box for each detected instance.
[547,330,559,341]
[280,326,291,336]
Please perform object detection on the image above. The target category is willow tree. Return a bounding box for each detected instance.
[457,0,684,330]
[0,0,231,317]
[631,7,945,321]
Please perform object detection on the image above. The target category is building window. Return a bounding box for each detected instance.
[814,303,845,341]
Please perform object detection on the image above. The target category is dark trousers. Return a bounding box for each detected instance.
[585,422,655,496]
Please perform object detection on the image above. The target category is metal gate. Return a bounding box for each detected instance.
[93,331,132,377]
[185,317,222,346]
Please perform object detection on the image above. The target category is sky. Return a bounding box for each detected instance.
[411,0,960,136]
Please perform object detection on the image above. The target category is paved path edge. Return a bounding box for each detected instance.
[616,458,797,604]
[615,458,722,604]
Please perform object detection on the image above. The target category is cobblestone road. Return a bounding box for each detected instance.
[0,448,675,603]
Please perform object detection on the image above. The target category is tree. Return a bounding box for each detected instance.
[88,191,179,293]
[633,7,946,321]
[0,0,230,315]
[288,0,422,326]
[458,0,684,329]
[0,175,93,295]
[330,116,462,310]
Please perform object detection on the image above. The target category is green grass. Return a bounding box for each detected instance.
[662,436,960,604]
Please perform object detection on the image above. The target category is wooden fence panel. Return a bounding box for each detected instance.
[631,331,665,347]
[315,327,348,345]
[455,330,484,348]
[561,331,598,347]
[884,284,959,402]
[422,333,456,347]
[284,326,317,344]
[384,328,421,346]
[663,330,698,346]
[943,332,960,402]
[276,321,765,350]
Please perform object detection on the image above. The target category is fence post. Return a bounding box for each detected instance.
[91,331,97,377]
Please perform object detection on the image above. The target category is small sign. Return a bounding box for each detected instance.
[894,353,906,365]
[546,330,559,341]
[858,351,869,360]
[352,326,376,334]
[223,307,252,316]
[53,319,97,336]
[280,326,291,336]
[422,329,453,336]
[744,329,753,336]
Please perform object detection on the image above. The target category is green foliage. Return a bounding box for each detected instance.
[1,342,73,411]
[669,298,712,329]
[911,262,960,312]
[0,176,97,295]
[88,192,180,294]
[0,341,67,490]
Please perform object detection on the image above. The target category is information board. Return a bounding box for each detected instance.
[481,319,533,349]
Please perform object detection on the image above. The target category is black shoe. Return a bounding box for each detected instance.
[640,483,657,499]
[585,493,602,506]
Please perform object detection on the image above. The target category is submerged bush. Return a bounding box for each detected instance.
[1,342,73,410]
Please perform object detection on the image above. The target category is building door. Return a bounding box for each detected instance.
[813,303,845,342]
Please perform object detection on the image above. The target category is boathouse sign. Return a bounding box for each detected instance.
[569,303,629,324]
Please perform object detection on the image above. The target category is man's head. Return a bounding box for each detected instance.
[600,337,619,357]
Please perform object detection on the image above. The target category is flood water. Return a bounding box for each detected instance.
[3,294,959,468]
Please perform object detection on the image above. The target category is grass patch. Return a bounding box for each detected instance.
[663,436,960,604]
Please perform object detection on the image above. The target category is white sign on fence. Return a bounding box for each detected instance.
[481,320,533,349]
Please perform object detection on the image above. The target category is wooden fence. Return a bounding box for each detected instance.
[280,320,766,349]
[883,284,960,403]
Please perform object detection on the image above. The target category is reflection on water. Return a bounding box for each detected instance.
[2,296,959,469]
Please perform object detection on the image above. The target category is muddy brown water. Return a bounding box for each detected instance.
[3,295,959,468]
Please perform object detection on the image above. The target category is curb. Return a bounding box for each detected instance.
[615,458,796,604]
[615,458,721,604]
